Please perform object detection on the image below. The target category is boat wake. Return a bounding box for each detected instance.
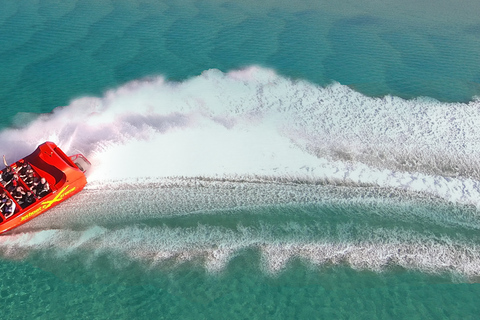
[2,67,480,203]
[1,66,480,278]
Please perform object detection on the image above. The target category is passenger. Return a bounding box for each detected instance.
[24,172,35,188]
[34,177,50,198]
[3,199,15,219]
[12,186,26,204]
[0,191,8,210]
[22,191,36,208]
[0,191,8,202]
[16,161,33,179]
[1,166,14,185]
[6,175,18,193]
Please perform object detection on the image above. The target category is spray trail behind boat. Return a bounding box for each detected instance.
[0,67,479,278]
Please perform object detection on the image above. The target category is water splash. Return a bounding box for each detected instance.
[2,66,480,205]
[1,67,480,277]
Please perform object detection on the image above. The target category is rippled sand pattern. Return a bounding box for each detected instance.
[0,0,480,125]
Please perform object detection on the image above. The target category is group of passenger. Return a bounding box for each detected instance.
[0,160,50,220]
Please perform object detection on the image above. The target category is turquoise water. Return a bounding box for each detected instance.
[1,0,480,318]
[3,252,480,319]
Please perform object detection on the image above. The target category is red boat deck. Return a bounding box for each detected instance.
[0,142,90,234]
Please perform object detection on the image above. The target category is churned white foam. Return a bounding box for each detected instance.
[0,67,480,214]
[1,223,479,278]
[260,241,480,277]
[5,177,477,235]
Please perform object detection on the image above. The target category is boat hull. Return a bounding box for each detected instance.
[0,142,89,234]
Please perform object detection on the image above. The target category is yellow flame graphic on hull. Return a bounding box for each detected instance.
[20,185,76,221]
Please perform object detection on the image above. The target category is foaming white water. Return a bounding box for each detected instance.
[1,224,480,278]
[8,178,478,233]
[260,241,480,277]
[2,66,480,207]
[1,175,476,278]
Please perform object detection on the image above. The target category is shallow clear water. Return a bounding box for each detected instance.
[3,251,480,319]
[1,0,480,318]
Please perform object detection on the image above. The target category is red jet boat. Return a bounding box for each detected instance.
[0,142,90,234]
